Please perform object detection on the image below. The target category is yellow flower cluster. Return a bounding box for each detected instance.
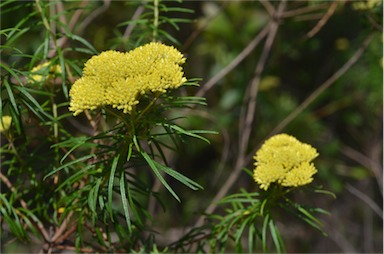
[0,116,12,133]
[29,62,61,83]
[253,134,318,190]
[69,42,187,116]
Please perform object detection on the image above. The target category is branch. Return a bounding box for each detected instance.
[346,184,383,219]
[196,0,287,226]
[306,1,338,38]
[267,33,374,138]
[0,172,50,242]
[195,24,270,99]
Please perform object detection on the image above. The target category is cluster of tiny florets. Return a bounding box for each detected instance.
[253,134,318,190]
[69,42,187,116]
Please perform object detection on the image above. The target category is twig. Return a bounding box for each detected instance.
[211,128,231,186]
[267,33,374,139]
[55,244,94,253]
[51,211,74,242]
[345,184,383,219]
[260,0,275,17]
[0,172,50,242]
[195,24,270,99]
[77,0,111,35]
[282,2,329,18]
[182,2,228,51]
[342,145,383,193]
[69,0,90,32]
[306,1,338,38]
[53,222,78,244]
[196,0,287,226]
[123,4,146,40]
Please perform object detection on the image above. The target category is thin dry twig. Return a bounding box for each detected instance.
[55,245,94,253]
[0,172,51,242]
[69,0,90,32]
[306,1,338,38]
[77,0,111,34]
[182,2,228,51]
[123,4,146,40]
[342,145,383,196]
[260,0,275,17]
[195,24,270,99]
[345,184,383,219]
[282,2,329,18]
[196,0,287,226]
[266,33,374,139]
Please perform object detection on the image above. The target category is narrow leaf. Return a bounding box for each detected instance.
[108,154,120,221]
[141,151,180,202]
[119,173,132,232]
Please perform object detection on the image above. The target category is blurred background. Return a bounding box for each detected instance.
[1,0,382,253]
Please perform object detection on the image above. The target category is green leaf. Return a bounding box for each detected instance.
[248,224,257,253]
[235,215,252,251]
[161,123,212,144]
[314,189,337,199]
[119,173,132,233]
[56,165,96,191]
[126,182,143,226]
[108,154,120,221]
[44,154,95,180]
[154,160,203,190]
[269,219,285,253]
[90,178,102,224]
[3,79,20,115]
[261,213,269,252]
[141,150,180,202]
[15,86,53,120]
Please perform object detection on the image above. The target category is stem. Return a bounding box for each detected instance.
[136,94,160,121]
[152,0,159,41]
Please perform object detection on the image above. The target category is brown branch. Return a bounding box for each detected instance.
[182,2,229,51]
[0,172,50,242]
[55,244,94,253]
[282,2,329,18]
[195,24,270,99]
[306,1,338,38]
[260,0,275,17]
[51,211,74,243]
[196,0,287,226]
[69,0,90,32]
[77,0,111,35]
[123,4,146,40]
[346,184,383,219]
[267,33,374,138]
[342,145,383,196]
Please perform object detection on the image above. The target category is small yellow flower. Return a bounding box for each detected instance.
[69,42,187,116]
[29,62,61,83]
[0,116,12,133]
[253,134,318,190]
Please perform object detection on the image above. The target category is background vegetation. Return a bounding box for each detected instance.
[1,0,382,253]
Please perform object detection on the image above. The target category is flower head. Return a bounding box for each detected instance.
[0,116,12,133]
[69,42,187,116]
[253,134,318,190]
